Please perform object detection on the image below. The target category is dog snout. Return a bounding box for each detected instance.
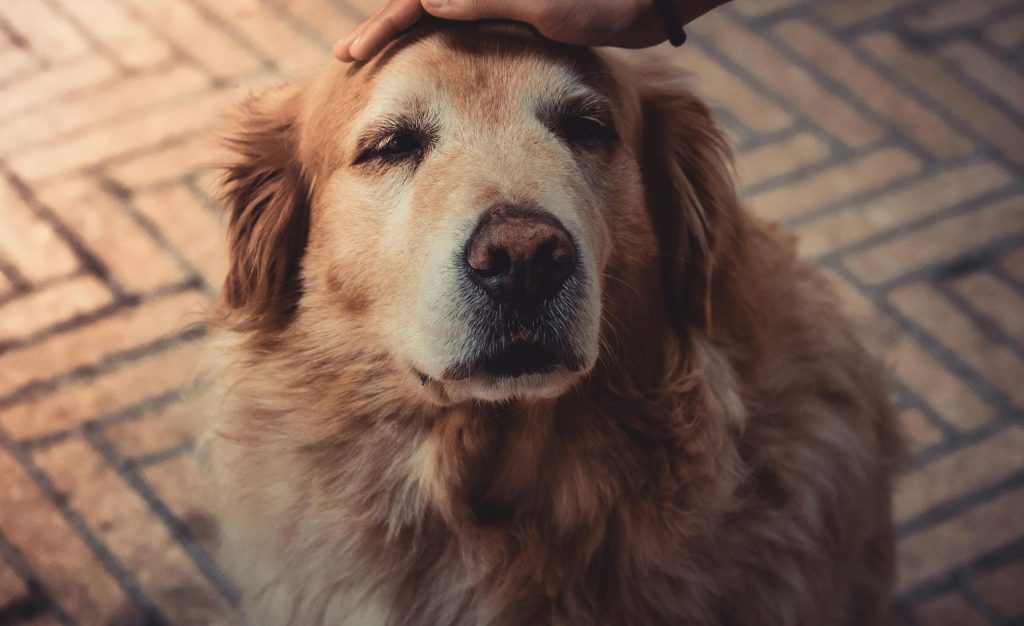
[465,205,576,309]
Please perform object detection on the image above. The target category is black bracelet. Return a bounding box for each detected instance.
[653,0,687,46]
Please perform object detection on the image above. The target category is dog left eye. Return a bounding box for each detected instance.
[354,126,431,166]
[560,114,615,148]
[379,131,422,159]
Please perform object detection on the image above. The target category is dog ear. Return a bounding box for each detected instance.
[638,69,746,336]
[218,89,311,333]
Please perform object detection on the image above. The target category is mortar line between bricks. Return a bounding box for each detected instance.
[0,56,188,127]
[828,262,1021,424]
[886,2,1024,56]
[720,7,934,157]
[109,0,206,74]
[0,43,56,87]
[183,173,228,220]
[96,174,212,295]
[865,233,1024,294]
[38,0,128,74]
[17,372,213,453]
[887,380,961,460]
[684,34,850,156]
[135,174,203,197]
[1009,38,1024,61]
[0,528,73,626]
[722,108,758,145]
[0,299,133,356]
[1,65,228,155]
[0,165,127,299]
[80,129,223,182]
[721,1,817,26]
[20,387,189,453]
[823,258,1007,426]
[0,596,60,626]
[0,426,170,625]
[811,182,1024,269]
[256,0,334,50]
[22,113,222,181]
[45,91,269,191]
[0,324,206,411]
[0,16,51,91]
[904,417,1020,470]
[725,10,957,169]
[43,92,273,186]
[926,38,1024,129]
[740,137,886,198]
[0,271,92,309]
[819,277,1013,466]
[0,277,200,356]
[0,251,31,294]
[0,61,149,126]
[131,440,196,468]
[330,0,369,22]
[746,137,928,208]
[968,27,1024,70]
[933,280,1024,361]
[895,536,1024,616]
[960,583,1011,626]
[0,64,46,95]
[830,23,1024,182]
[83,428,241,606]
[824,0,970,41]
[892,386,916,410]
[0,13,30,49]
[821,16,1024,181]
[129,0,277,80]
[174,0,286,70]
[989,262,1024,297]
[898,468,1024,537]
[732,122,802,154]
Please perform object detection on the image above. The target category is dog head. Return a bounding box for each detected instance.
[218,21,742,405]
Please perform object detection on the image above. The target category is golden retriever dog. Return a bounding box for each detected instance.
[201,19,900,626]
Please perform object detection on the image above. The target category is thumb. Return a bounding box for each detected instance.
[420,0,543,23]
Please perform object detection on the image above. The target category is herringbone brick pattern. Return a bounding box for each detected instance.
[0,0,1021,624]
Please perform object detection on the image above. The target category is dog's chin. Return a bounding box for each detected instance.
[447,366,582,403]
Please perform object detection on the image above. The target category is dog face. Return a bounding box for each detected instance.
[219,22,737,405]
[316,26,634,403]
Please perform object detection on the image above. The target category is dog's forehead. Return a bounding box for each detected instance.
[302,24,623,171]
[357,22,613,113]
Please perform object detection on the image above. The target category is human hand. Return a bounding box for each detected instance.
[334,0,727,62]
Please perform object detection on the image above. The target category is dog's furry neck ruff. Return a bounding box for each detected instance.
[213,318,746,607]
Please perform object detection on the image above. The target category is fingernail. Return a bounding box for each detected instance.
[425,0,448,7]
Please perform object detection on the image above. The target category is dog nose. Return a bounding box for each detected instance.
[465,206,576,308]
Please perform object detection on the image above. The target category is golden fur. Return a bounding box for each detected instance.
[202,21,900,626]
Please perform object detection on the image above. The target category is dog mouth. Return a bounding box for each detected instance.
[473,341,559,378]
[441,339,581,382]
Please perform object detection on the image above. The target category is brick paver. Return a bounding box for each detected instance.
[0,1,1022,624]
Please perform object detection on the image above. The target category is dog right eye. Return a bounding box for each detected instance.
[561,115,611,146]
[354,122,434,167]
[378,131,422,160]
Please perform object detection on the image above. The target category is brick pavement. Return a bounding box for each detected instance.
[0,0,1022,624]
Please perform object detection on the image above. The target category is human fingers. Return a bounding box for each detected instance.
[420,0,546,26]
[423,0,655,49]
[334,0,424,62]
